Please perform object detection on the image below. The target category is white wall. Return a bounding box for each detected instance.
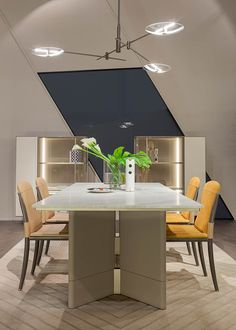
[0,13,71,220]
[0,0,235,219]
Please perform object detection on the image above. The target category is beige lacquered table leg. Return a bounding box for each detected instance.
[120,211,166,309]
[68,211,115,308]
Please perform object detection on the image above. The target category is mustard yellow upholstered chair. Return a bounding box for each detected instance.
[166,180,221,291]
[166,177,200,224]
[166,177,201,260]
[35,177,69,257]
[17,181,68,290]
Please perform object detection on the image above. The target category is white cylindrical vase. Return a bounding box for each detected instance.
[126,158,135,192]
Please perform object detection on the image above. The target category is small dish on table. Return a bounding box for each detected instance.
[87,187,113,193]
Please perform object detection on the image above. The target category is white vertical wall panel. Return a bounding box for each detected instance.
[184,137,205,197]
[0,13,71,220]
[15,137,38,217]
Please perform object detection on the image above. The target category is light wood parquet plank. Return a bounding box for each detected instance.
[0,240,236,330]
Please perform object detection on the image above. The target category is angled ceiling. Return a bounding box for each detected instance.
[0,0,235,218]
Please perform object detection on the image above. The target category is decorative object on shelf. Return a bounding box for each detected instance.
[154,148,159,163]
[75,137,151,190]
[148,141,159,163]
[149,148,159,163]
[125,158,135,192]
[32,0,184,73]
[69,144,82,164]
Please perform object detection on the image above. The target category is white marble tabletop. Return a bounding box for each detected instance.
[33,183,202,212]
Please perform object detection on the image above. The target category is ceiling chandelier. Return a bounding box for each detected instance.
[32,0,184,73]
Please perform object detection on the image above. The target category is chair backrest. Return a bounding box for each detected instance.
[194,180,221,236]
[181,177,201,219]
[35,177,55,222]
[17,181,42,237]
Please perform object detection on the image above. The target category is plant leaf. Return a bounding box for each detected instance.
[113,146,124,159]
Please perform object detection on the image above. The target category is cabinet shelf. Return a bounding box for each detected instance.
[39,162,85,165]
[151,162,183,165]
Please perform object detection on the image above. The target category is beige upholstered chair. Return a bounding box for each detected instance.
[35,177,69,224]
[167,181,221,291]
[35,177,69,256]
[17,181,68,290]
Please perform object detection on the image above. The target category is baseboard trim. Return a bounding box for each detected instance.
[0,217,23,221]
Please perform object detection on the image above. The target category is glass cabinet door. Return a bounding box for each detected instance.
[136,163,183,189]
[75,164,88,182]
[38,163,76,188]
[39,137,76,163]
[38,136,88,190]
[147,137,183,163]
[135,136,184,190]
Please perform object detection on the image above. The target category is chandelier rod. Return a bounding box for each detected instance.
[116,0,121,52]
[97,1,150,61]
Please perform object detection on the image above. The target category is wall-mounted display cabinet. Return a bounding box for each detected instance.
[134,136,205,194]
[16,136,205,216]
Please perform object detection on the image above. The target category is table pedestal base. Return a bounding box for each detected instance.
[120,211,166,309]
[68,211,115,308]
[68,210,166,309]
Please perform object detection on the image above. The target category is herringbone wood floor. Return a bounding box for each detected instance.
[0,240,236,330]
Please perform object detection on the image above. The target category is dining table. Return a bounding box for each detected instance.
[33,182,202,309]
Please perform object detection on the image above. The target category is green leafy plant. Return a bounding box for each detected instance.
[73,137,152,187]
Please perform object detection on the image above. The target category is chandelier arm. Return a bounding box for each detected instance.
[109,56,126,61]
[128,32,150,46]
[64,50,126,61]
[64,51,104,58]
[129,47,150,62]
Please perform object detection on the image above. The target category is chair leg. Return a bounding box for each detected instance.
[191,241,199,266]
[45,240,50,255]
[31,240,39,275]
[186,242,192,255]
[208,239,219,291]
[198,242,207,276]
[18,238,30,291]
[36,240,44,266]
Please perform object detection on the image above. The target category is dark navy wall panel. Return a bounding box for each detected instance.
[39,68,183,178]
[39,67,232,220]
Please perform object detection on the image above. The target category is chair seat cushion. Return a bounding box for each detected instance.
[166,213,190,224]
[31,224,68,237]
[166,224,208,239]
[46,212,69,223]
